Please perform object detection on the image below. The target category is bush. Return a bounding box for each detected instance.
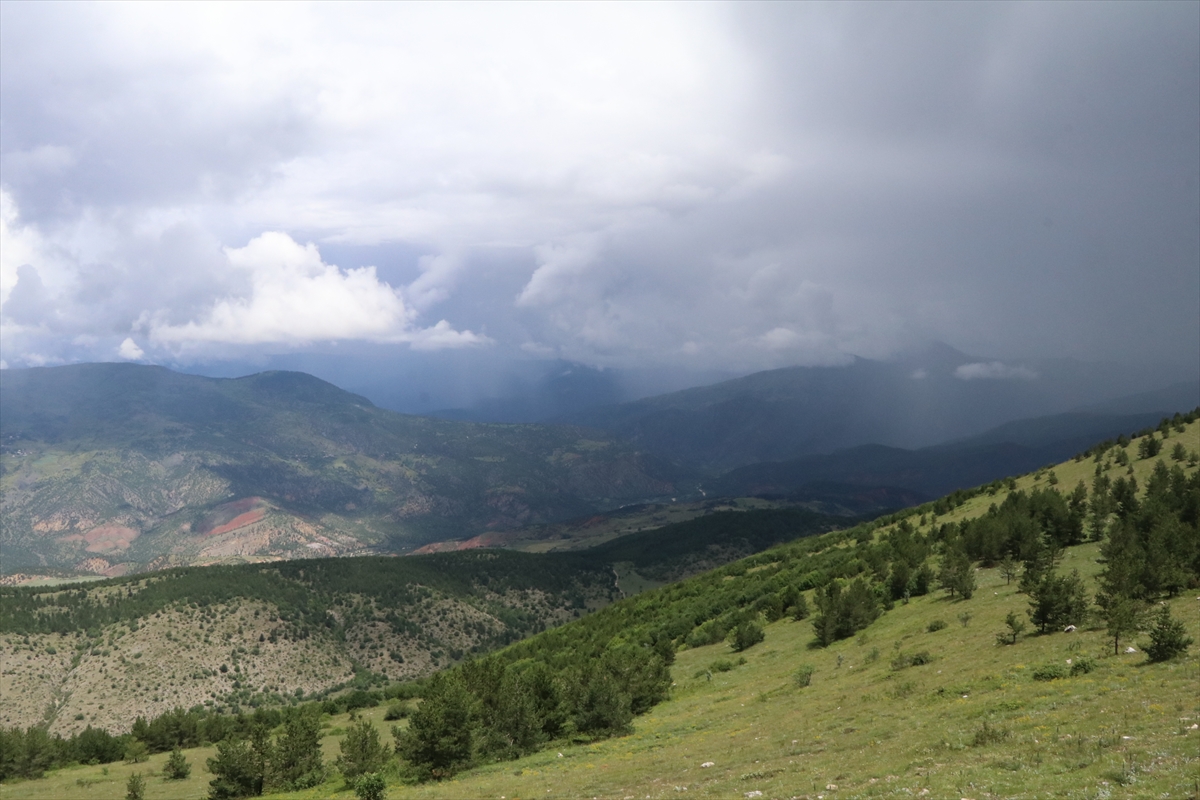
[730,620,765,652]
[891,651,932,670]
[382,702,408,721]
[1031,663,1067,681]
[1145,606,1194,662]
[927,619,947,633]
[793,665,814,688]
[354,773,387,800]
[1069,657,1096,676]
[971,720,1010,747]
[126,773,145,800]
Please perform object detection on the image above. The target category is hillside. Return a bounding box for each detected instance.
[0,364,689,576]
[564,345,1198,472]
[0,508,841,737]
[712,410,1177,499]
[1,413,1196,799]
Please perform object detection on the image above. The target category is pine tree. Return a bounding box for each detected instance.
[164,747,191,780]
[271,707,324,790]
[337,718,390,783]
[1145,606,1193,662]
[395,672,475,779]
[1099,595,1143,656]
[1028,570,1089,634]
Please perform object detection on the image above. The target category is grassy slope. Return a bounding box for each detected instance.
[5,423,1198,799]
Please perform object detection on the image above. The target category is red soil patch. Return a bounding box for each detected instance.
[195,497,269,536]
[410,531,513,554]
[80,525,140,553]
[205,508,267,537]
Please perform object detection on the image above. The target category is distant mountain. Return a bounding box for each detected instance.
[0,364,688,575]
[711,409,1186,499]
[562,344,1196,472]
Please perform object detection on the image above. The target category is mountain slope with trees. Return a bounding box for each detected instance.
[0,364,689,575]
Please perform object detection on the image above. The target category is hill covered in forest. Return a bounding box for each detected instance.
[0,363,690,576]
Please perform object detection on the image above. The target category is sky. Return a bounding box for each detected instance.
[1,2,1198,400]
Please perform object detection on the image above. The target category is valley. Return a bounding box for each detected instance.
[0,410,1196,799]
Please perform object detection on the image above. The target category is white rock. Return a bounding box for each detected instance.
[746,793,763,798]
[1125,646,1138,653]
[701,762,714,768]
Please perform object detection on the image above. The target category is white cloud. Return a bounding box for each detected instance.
[954,361,1037,380]
[146,232,486,351]
[117,337,144,360]
[517,239,601,308]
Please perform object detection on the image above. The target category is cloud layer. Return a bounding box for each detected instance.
[1,3,1196,375]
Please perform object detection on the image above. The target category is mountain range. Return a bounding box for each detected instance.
[2,358,1195,579]
[561,344,1198,472]
[0,364,684,576]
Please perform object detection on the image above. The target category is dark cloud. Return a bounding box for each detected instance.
[1,2,1196,381]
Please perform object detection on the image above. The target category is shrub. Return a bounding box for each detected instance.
[1031,663,1067,681]
[382,702,408,721]
[730,620,765,652]
[126,772,145,800]
[354,773,387,800]
[793,665,815,688]
[927,619,947,633]
[971,720,1011,747]
[1069,657,1096,676]
[1145,606,1194,662]
[891,651,932,670]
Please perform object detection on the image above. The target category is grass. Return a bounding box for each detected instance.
[10,553,1195,800]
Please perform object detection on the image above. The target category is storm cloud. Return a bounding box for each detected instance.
[1,2,1196,379]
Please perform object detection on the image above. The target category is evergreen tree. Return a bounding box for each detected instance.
[1028,570,1089,634]
[207,735,266,799]
[1088,474,1112,540]
[270,707,324,790]
[938,547,975,600]
[998,555,1019,585]
[1144,606,1193,662]
[1099,595,1143,656]
[164,747,191,780]
[995,611,1025,645]
[337,719,390,783]
[570,665,632,737]
[395,672,475,779]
